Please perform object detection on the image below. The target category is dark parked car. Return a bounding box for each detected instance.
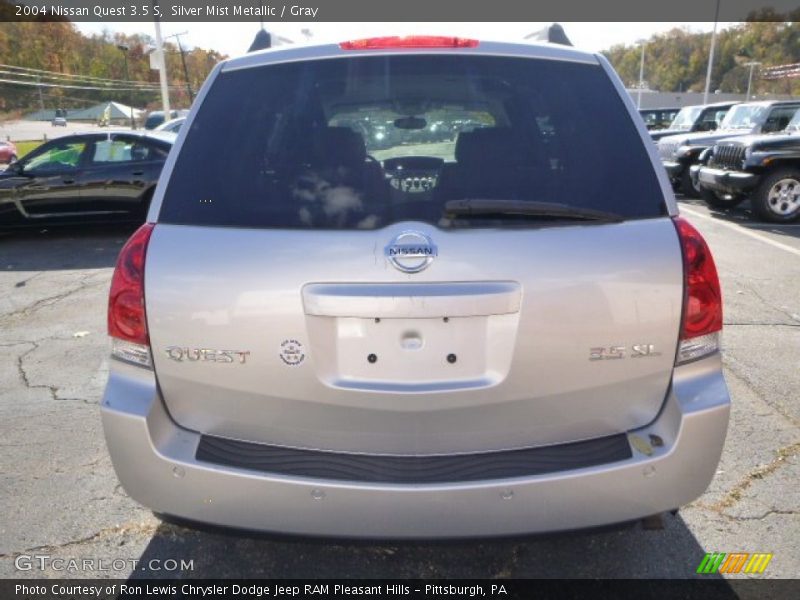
[658,100,800,197]
[638,107,680,130]
[693,109,800,222]
[154,117,186,134]
[144,109,189,130]
[650,102,738,142]
[0,131,175,229]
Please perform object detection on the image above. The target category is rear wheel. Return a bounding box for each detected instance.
[752,169,800,223]
[699,187,745,210]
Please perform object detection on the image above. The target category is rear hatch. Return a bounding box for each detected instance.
[146,44,683,455]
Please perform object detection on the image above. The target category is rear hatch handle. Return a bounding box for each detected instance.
[302,282,521,318]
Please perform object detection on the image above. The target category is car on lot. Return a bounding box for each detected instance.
[658,100,800,197]
[638,107,680,130]
[650,101,738,142]
[144,109,189,130]
[52,116,67,127]
[0,140,18,164]
[693,109,800,222]
[102,35,730,539]
[154,117,186,134]
[0,131,175,229]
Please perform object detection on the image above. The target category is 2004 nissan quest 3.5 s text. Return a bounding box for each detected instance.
[101,35,730,538]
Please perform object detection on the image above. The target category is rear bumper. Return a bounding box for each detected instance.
[101,356,730,538]
[692,165,760,194]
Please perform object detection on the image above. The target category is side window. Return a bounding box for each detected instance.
[24,141,86,173]
[91,140,132,164]
[90,139,165,165]
[763,107,798,133]
[136,142,168,161]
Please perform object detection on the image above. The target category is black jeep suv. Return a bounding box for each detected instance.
[693,109,800,222]
[650,102,738,142]
[658,100,800,198]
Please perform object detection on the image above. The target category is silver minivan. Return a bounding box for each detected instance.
[101,36,730,538]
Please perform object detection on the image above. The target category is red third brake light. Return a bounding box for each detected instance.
[340,36,479,50]
[108,223,154,345]
[673,217,723,339]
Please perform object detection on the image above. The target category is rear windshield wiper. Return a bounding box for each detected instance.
[444,199,625,223]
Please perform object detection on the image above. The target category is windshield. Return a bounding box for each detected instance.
[160,55,665,230]
[330,108,494,162]
[669,106,702,130]
[719,104,767,130]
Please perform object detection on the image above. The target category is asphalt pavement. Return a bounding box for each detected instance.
[0,197,797,579]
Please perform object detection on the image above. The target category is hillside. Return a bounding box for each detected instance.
[0,21,225,114]
[603,15,800,96]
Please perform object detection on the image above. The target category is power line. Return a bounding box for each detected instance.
[0,62,165,87]
[0,77,179,92]
[0,69,167,91]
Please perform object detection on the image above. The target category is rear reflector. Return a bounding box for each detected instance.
[108,223,154,367]
[673,217,722,364]
[340,36,479,50]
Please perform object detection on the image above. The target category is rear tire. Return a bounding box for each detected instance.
[752,168,800,223]
[699,187,745,210]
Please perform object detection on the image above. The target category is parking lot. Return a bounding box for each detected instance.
[0,196,797,579]
[0,119,108,144]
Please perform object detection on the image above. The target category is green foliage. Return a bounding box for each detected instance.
[603,18,800,97]
[0,22,226,112]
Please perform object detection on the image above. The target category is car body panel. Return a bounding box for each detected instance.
[145,218,683,455]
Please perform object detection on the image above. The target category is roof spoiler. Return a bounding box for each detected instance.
[524,23,572,47]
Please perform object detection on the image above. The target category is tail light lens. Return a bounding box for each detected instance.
[340,36,479,50]
[673,217,722,364]
[108,223,154,368]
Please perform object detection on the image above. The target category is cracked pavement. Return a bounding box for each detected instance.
[0,204,798,579]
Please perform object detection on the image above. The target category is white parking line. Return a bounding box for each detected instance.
[680,206,800,258]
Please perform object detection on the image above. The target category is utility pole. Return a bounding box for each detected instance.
[703,0,721,105]
[152,1,171,116]
[165,31,194,103]
[636,39,647,109]
[117,44,135,129]
[745,61,761,100]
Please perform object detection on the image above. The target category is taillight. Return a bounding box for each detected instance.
[108,223,154,368]
[340,36,479,50]
[673,217,722,364]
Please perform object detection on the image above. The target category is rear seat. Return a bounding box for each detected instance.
[292,127,387,226]
[438,127,544,200]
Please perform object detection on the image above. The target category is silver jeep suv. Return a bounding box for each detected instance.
[101,36,730,538]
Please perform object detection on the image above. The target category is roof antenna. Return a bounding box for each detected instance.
[524,23,572,47]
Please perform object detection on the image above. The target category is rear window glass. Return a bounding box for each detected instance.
[160,55,665,229]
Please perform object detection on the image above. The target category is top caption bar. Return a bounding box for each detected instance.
[2,0,799,22]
